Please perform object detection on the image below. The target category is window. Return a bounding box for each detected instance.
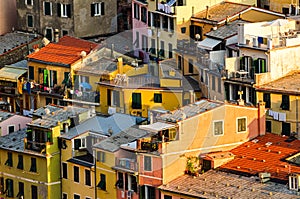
[154,93,162,103]
[289,175,298,190]
[62,193,68,199]
[31,185,37,199]
[5,152,13,167]
[29,66,34,80]
[30,157,37,172]
[62,30,68,36]
[49,70,57,87]
[218,77,221,92]
[45,28,53,41]
[74,194,80,199]
[58,3,71,18]
[5,179,14,198]
[162,16,168,29]
[97,174,106,190]
[135,31,139,48]
[282,7,289,15]
[46,97,52,105]
[74,137,86,150]
[170,18,174,32]
[26,0,33,6]
[27,15,33,27]
[91,2,105,16]
[17,155,23,170]
[141,7,147,23]
[240,56,252,73]
[142,35,148,51]
[74,166,79,182]
[263,93,271,108]
[85,170,91,186]
[160,40,165,57]
[116,172,124,189]
[211,75,215,91]
[112,90,120,106]
[266,120,271,133]
[164,195,172,199]
[8,125,15,134]
[168,43,173,58]
[282,122,291,136]
[237,117,247,133]
[144,156,152,171]
[132,93,142,109]
[97,151,105,162]
[280,95,290,110]
[214,121,224,136]
[176,0,186,6]
[17,182,24,198]
[134,3,140,19]
[62,162,68,179]
[44,2,52,16]
[178,55,182,70]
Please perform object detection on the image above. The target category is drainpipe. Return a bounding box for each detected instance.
[94,151,97,199]
[297,96,299,138]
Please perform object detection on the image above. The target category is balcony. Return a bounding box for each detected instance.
[24,139,47,154]
[114,158,138,172]
[31,84,65,97]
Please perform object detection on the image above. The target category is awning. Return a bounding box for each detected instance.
[197,38,222,51]
[167,0,176,6]
[139,122,175,133]
[0,66,27,82]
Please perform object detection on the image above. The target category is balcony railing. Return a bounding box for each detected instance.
[31,84,65,96]
[115,158,138,171]
[24,140,46,154]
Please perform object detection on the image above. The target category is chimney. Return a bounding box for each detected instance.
[117,57,124,74]
[54,29,59,43]
[258,101,266,136]
[189,90,195,104]
[225,16,229,25]
[205,6,209,19]
[192,6,195,17]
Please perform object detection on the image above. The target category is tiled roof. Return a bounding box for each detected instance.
[220,133,300,183]
[0,129,46,157]
[158,99,223,122]
[159,170,298,199]
[205,20,248,39]
[60,113,140,139]
[0,111,13,122]
[0,32,37,54]
[27,36,98,66]
[193,2,250,22]
[256,71,300,94]
[29,105,88,128]
[93,126,148,152]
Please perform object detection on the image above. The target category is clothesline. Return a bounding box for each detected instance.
[268,109,286,122]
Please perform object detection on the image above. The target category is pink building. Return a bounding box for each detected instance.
[0,111,32,136]
[0,1,17,35]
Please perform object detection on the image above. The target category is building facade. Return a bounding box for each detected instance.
[16,0,118,40]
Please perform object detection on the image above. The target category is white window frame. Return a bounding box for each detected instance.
[236,117,247,133]
[144,155,152,171]
[27,14,34,28]
[7,125,15,134]
[25,0,33,6]
[289,175,299,190]
[61,4,68,17]
[213,120,224,136]
[94,2,104,16]
[43,2,52,16]
[80,137,86,149]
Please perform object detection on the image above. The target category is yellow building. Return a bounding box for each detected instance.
[59,112,143,199]
[96,57,197,117]
[0,105,89,199]
[259,0,299,15]
[256,71,300,137]
[25,35,97,110]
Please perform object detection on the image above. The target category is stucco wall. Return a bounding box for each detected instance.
[0,115,32,136]
[0,0,17,35]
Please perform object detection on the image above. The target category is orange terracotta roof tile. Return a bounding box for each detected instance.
[27,36,98,66]
[220,133,300,183]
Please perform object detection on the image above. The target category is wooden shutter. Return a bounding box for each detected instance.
[67,4,71,18]
[101,2,105,15]
[57,3,61,17]
[91,3,95,16]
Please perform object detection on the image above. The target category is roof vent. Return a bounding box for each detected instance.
[45,108,50,115]
[252,139,259,143]
[265,142,272,147]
